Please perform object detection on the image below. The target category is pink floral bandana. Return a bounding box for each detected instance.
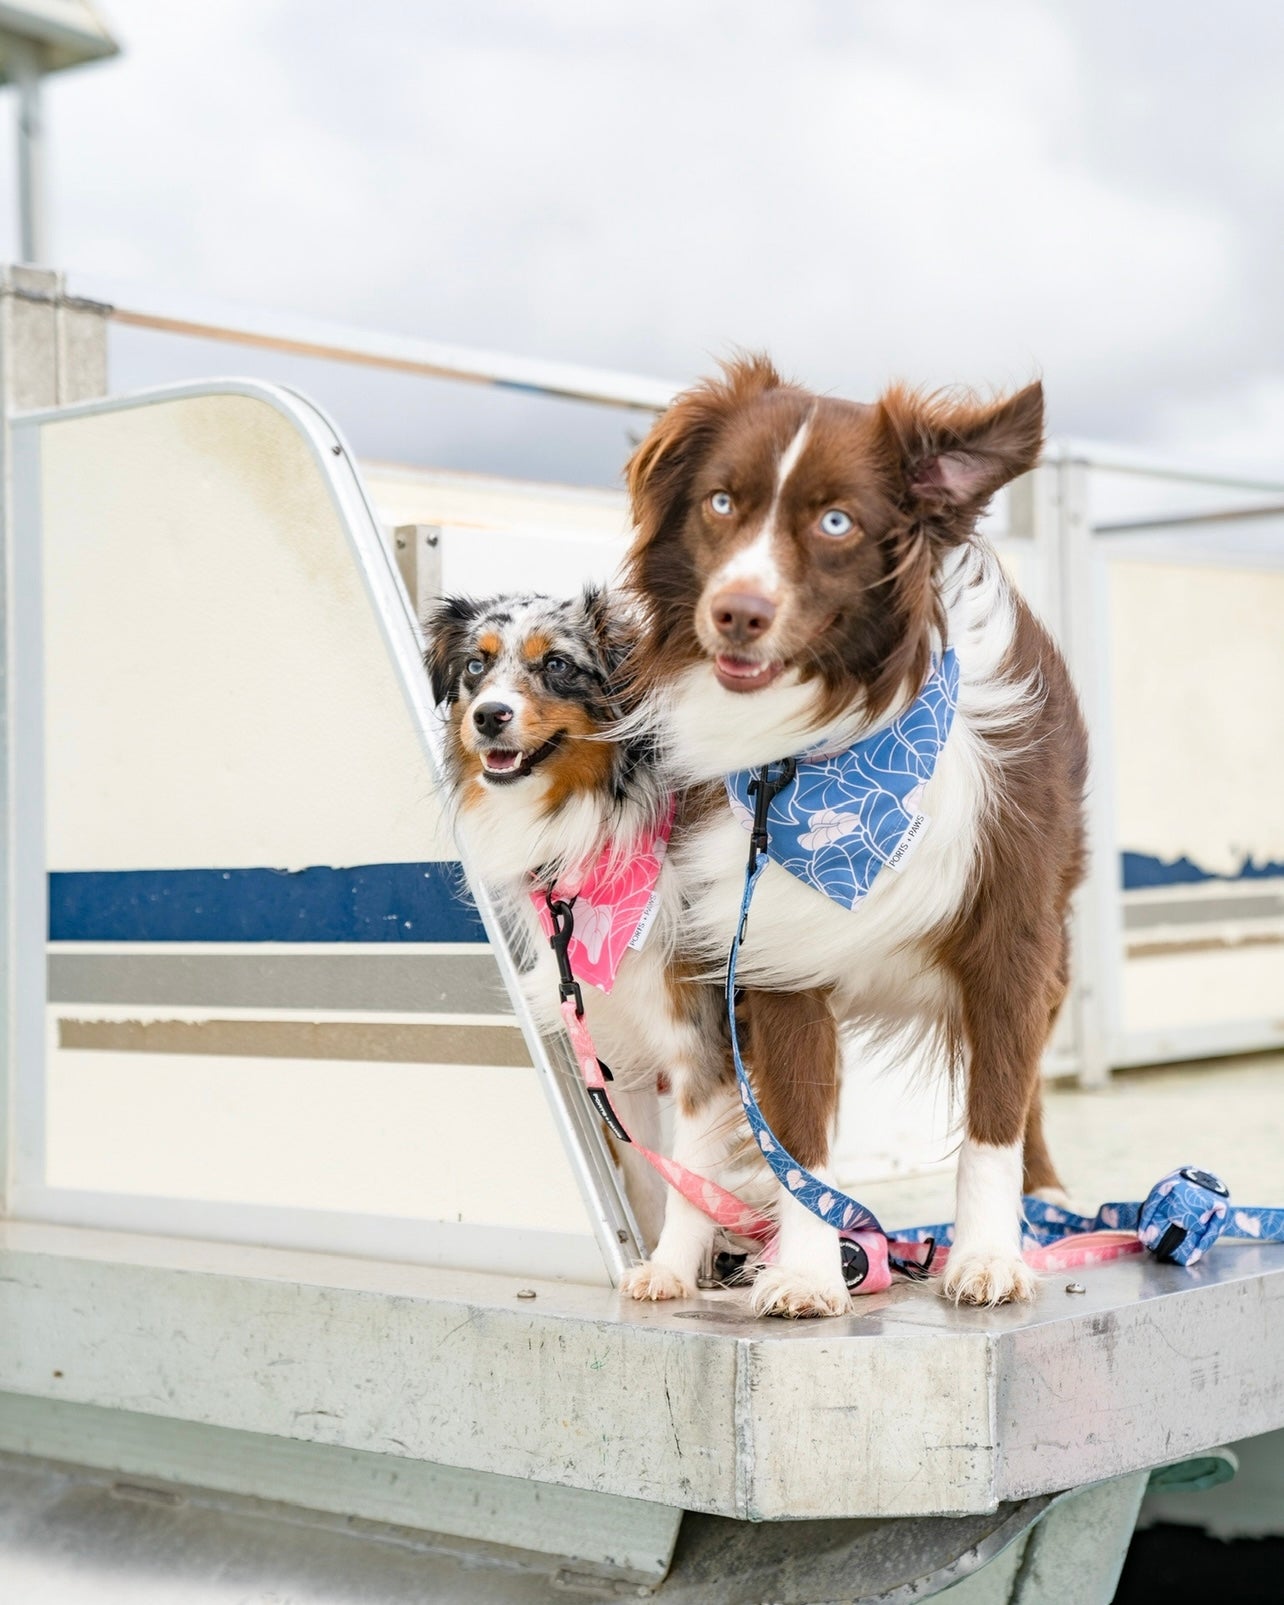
[531,799,676,994]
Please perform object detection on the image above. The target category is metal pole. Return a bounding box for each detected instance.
[10,41,47,265]
[1058,455,1121,1087]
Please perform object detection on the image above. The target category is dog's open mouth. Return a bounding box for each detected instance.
[478,731,564,783]
[714,654,785,694]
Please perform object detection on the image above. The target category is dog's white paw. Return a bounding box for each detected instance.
[620,1260,694,1302]
[941,1248,1037,1307]
[750,1266,852,1320]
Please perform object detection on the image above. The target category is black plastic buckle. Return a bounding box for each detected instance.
[544,892,584,1016]
[746,758,797,875]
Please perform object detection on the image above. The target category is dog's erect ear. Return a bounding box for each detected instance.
[626,353,783,555]
[423,596,482,706]
[877,381,1044,540]
[578,584,637,685]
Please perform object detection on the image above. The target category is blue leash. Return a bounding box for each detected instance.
[725,759,885,1238]
[726,760,1284,1273]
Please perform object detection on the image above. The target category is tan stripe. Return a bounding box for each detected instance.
[1128,930,1284,959]
[57,1017,533,1067]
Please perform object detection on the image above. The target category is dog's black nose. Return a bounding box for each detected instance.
[711,591,777,643]
[472,701,515,738]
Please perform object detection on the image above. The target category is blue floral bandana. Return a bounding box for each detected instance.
[725,649,960,909]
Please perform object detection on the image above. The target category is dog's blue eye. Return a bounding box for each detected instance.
[819,509,854,537]
[465,657,485,677]
[545,655,571,675]
[709,491,734,517]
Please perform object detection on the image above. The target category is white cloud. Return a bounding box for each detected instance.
[6,0,1279,482]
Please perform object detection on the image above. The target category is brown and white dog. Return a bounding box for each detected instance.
[622,357,1088,1316]
[423,587,773,1264]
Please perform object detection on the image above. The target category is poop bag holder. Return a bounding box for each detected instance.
[1136,1167,1233,1264]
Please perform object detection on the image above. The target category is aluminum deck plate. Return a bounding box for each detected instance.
[1,1224,1281,1522]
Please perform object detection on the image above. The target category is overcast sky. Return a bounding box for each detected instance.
[6,0,1283,485]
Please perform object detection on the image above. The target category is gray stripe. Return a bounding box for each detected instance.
[1124,889,1284,929]
[48,952,512,1015]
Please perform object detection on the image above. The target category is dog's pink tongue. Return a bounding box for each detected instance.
[715,655,779,686]
[714,654,785,694]
[482,750,521,772]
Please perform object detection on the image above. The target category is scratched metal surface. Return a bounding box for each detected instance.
[1,1222,1281,1521]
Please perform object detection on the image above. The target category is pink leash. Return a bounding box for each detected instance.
[559,989,952,1296]
[558,999,774,1241]
[562,987,1145,1290]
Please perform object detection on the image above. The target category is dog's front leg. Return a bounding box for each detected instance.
[621,1078,741,1301]
[942,949,1058,1305]
[742,988,850,1319]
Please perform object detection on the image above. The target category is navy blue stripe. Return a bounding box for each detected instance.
[1122,851,1284,891]
[49,864,486,944]
[50,852,1284,941]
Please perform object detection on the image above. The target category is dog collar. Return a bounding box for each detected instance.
[724,649,960,910]
[532,797,675,994]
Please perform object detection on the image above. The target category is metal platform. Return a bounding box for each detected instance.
[2,1224,1280,1525]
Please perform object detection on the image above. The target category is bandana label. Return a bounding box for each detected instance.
[626,886,662,953]
[725,650,959,910]
[887,810,931,872]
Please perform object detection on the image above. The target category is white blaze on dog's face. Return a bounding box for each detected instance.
[423,590,630,813]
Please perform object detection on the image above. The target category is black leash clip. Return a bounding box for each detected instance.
[746,757,798,875]
[544,892,585,1017]
[543,888,630,1141]
[735,758,799,950]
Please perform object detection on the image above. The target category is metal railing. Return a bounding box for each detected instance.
[81,275,679,413]
[1008,453,1284,1085]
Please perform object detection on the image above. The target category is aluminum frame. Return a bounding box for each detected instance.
[6,377,645,1283]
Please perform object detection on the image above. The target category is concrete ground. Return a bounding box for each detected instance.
[849,1050,1284,1231]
